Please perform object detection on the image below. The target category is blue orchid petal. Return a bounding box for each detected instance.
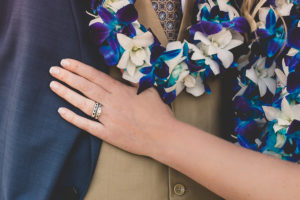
[267,37,284,57]
[188,62,205,73]
[237,134,258,150]
[200,5,210,20]
[99,36,120,66]
[288,27,300,50]
[287,120,300,136]
[90,0,99,12]
[150,45,165,63]
[121,23,136,37]
[223,17,250,33]
[99,46,116,66]
[162,90,176,104]
[116,4,138,23]
[256,29,273,38]
[287,71,300,93]
[296,62,300,73]
[235,120,261,143]
[190,21,223,36]
[137,75,155,94]
[154,62,169,79]
[233,96,253,113]
[160,49,182,61]
[183,42,189,58]
[266,8,276,31]
[89,22,111,45]
[99,7,116,24]
[204,81,211,94]
[140,66,153,74]
[283,138,297,154]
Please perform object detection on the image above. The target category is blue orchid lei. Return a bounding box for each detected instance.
[233,0,300,162]
[88,0,300,162]
[88,0,249,103]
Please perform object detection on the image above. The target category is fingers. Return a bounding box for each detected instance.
[50,81,98,119]
[60,59,121,92]
[49,66,108,104]
[58,107,108,140]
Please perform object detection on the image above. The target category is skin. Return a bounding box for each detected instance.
[49,59,300,200]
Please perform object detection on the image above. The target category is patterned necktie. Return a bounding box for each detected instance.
[151,0,183,41]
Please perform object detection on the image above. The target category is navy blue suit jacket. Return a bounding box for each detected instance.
[0,0,106,199]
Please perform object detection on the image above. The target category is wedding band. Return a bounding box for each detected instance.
[95,104,102,120]
[92,102,100,118]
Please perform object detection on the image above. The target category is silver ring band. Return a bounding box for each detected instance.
[95,104,102,120]
[92,102,99,118]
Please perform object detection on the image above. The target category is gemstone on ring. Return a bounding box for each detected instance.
[92,102,99,118]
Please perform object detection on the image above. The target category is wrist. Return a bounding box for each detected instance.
[148,117,183,164]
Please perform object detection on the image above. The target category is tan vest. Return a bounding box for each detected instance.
[85,0,223,199]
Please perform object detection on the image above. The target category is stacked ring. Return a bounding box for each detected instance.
[92,102,99,118]
[92,101,102,120]
[95,104,102,120]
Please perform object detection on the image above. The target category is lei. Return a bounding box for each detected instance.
[88,0,300,162]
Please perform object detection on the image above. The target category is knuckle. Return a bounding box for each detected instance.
[79,82,92,93]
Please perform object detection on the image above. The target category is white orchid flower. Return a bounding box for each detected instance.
[275,59,289,87]
[263,98,300,147]
[164,41,205,96]
[185,74,206,97]
[117,31,154,83]
[245,56,276,97]
[274,0,294,16]
[103,0,130,13]
[163,41,189,95]
[194,29,244,69]
[187,42,220,75]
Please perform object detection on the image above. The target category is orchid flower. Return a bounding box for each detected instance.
[245,56,276,97]
[137,45,182,96]
[163,42,189,95]
[193,27,244,69]
[89,3,138,66]
[117,31,154,83]
[257,8,285,57]
[263,98,300,147]
[196,1,249,33]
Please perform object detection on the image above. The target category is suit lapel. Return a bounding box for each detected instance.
[135,0,168,47]
[177,0,196,41]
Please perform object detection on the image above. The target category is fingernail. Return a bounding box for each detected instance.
[49,67,59,75]
[58,107,66,115]
[50,81,59,89]
[61,59,70,67]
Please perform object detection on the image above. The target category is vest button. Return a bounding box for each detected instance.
[174,184,186,196]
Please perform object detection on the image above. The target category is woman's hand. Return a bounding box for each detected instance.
[49,59,175,157]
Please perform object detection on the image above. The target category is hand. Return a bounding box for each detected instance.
[49,59,175,157]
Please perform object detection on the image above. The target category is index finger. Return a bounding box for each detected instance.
[60,59,121,92]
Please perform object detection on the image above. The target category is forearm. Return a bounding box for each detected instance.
[152,119,300,200]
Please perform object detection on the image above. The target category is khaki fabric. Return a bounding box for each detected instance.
[85,0,223,199]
